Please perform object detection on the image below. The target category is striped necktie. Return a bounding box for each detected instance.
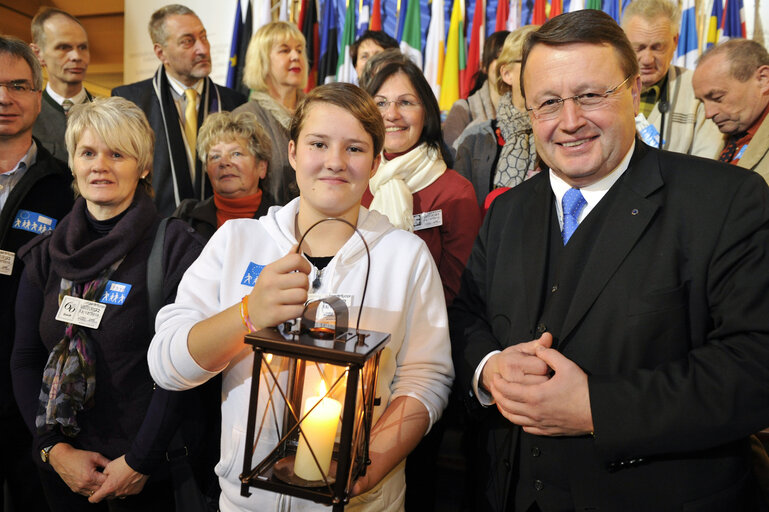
[62,99,74,117]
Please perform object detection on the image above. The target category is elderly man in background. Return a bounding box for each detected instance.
[113,4,244,216]
[0,35,73,512]
[451,10,769,511]
[30,7,93,162]
[621,0,722,157]
[693,39,769,183]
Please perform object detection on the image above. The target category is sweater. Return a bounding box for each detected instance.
[148,198,454,512]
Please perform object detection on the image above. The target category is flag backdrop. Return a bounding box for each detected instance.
[440,0,465,110]
[722,0,747,40]
[675,0,698,69]
[424,0,445,98]
[463,0,484,93]
[337,0,357,82]
[226,0,242,89]
[400,0,423,67]
[318,0,339,83]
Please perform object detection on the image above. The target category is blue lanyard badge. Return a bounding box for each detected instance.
[12,210,58,234]
[99,280,132,305]
[241,262,264,286]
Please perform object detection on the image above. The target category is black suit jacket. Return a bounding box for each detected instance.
[0,140,73,418]
[32,89,94,163]
[450,142,769,511]
[112,68,245,216]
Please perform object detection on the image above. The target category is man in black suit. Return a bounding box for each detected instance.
[450,10,769,512]
[0,35,73,512]
[112,4,245,216]
[30,8,93,163]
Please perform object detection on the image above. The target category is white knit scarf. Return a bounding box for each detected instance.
[369,143,447,231]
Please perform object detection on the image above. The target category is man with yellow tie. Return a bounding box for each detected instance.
[113,4,245,216]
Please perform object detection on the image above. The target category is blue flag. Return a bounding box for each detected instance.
[226,1,242,89]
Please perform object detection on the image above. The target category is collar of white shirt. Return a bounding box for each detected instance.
[166,74,204,104]
[45,84,87,106]
[549,140,635,229]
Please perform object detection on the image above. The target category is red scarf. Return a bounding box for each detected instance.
[213,189,263,227]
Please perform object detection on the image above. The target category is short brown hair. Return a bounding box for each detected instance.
[699,39,769,82]
[66,97,155,198]
[290,83,385,157]
[0,36,43,91]
[520,10,639,100]
[31,8,85,47]
[197,111,272,165]
[148,4,197,45]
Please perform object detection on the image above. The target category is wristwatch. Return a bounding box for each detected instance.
[40,444,55,463]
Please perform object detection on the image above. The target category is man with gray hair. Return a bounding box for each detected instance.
[113,4,244,216]
[621,0,722,157]
[693,39,769,183]
[30,7,93,162]
[0,35,73,512]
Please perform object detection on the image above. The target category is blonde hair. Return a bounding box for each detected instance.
[65,97,155,198]
[243,21,308,92]
[496,25,539,95]
[197,111,272,164]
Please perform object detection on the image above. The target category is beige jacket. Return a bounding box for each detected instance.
[735,112,769,184]
[648,66,722,159]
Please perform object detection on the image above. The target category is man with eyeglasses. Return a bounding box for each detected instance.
[450,10,769,512]
[112,4,244,216]
[621,0,721,158]
[30,8,93,163]
[0,35,73,512]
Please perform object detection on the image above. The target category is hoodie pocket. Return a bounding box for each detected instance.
[215,425,245,480]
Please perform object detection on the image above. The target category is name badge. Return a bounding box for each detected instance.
[55,296,106,329]
[0,250,14,276]
[413,209,443,231]
[307,293,354,323]
[99,280,132,305]
[241,262,265,286]
[12,210,57,235]
[735,144,748,161]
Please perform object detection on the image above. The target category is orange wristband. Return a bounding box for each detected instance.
[240,295,256,333]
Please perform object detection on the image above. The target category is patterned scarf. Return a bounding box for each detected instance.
[35,257,124,437]
[494,92,537,189]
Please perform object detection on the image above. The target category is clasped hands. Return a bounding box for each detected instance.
[48,444,148,503]
[481,332,594,436]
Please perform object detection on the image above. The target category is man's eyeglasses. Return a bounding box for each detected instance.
[374,98,422,112]
[0,80,39,96]
[526,75,633,121]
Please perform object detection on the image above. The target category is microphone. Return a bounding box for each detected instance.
[658,100,670,149]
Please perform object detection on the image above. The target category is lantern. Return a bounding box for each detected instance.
[239,220,390,511]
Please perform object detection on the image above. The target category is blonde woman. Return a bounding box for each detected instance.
[454,25,540,209]
[233,21,307,205]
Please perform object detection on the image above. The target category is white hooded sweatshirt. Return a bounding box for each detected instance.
[148,198,454,512]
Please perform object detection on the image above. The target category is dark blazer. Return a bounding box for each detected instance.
[450,142,769,511]
[0,140,73,418]
[112,67,245,216]
[32,89,94,163]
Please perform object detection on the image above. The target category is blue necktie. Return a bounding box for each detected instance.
[562,188,586,245]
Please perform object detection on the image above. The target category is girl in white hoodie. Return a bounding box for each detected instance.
[148,83,453,512]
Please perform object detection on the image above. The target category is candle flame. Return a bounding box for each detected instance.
[318,380,327,397]
[265,353,273,364]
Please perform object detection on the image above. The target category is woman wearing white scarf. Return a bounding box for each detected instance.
[361,59,481,512]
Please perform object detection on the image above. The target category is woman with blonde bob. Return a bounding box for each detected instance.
[149,83,453,512]
[454,25,541,209]
[234,21,308,205]
[11,97,208,510]
[174,111,277,240]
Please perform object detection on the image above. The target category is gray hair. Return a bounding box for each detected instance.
[699,39,769,81]
[621,0,681,37]
[31,8,86,48]
[148,4,198,45]
[0,35,43,91]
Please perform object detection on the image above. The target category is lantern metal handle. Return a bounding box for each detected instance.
[294,217,371,334]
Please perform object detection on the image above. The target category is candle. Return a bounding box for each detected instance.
[294,382,342,481]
